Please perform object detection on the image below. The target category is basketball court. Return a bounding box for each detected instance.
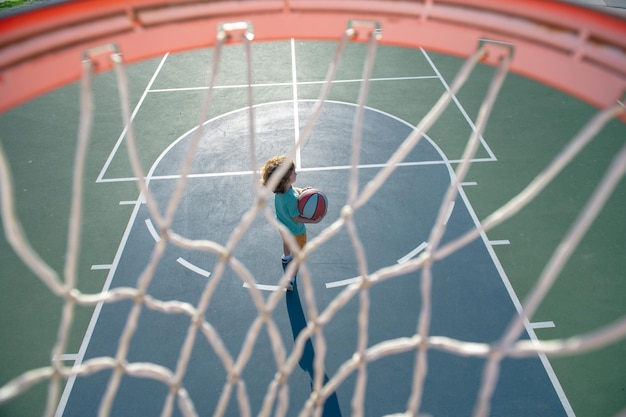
[1,6,625,417]
[57,95,568,416]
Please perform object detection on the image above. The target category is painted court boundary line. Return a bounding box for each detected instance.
[147,75,439,93]
[96,157,495,184]
[415,51,571,415]
[98,53,478,185]
[55,198,146,417]
[97,86,495,185]
[291,39,302,170]
[96,52,169,183]
[452,168,574,416]
[420,48,497,162]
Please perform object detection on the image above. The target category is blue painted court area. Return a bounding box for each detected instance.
[58,99,569,416]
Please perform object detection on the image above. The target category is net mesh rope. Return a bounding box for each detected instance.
[1,10,626,417]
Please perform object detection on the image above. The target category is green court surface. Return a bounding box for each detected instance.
[0,38,625,416]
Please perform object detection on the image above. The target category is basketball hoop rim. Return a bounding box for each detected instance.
[0,0,625,116]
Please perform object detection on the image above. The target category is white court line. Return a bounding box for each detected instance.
[145,218,160,242]
[150,82,292,92]
[489,240,510,246]
[90,264,112,270]
[176,257,211,278]
[443,201,455,225]
[421,46,572,416]
[421,48,497,161]
[531,321,556,329]
[99,158,495,184]
[147,75,439,93]
[461,181,477,186]
[397,241,429,264]
[243,282,283,292]
[449,159,574,413]
[55,353,78,362]
[298,75,439,85]
[291,38,302,170]
[96,52,169,183]
[95,176,140,183]
[325,276,361,289]
[119,200,139,205]
[56,198,146,417]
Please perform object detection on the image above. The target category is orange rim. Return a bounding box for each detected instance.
[1,0,625,114]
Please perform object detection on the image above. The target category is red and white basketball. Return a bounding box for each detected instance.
[298,188,328,220]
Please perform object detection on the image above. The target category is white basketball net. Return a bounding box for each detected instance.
[1,13,626,417]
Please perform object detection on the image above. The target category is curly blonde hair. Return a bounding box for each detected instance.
[260,155,295,194]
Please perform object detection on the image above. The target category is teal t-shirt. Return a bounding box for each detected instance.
[275,186,306,236]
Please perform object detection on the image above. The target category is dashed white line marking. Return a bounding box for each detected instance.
[54,353,78,362]
[90,264,112,271]
[443,201,455,225]
[145,218,160,242]
[176,257,211,278]
[397,241,429,264]
[243,282,283,292]
[461,181,477,186]
[489,240,510,246]
[325,276,361,289]
[530,321,556,329]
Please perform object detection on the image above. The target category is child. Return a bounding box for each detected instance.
[261,155,321,291]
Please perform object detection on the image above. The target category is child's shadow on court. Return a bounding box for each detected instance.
[286,286,342,417]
